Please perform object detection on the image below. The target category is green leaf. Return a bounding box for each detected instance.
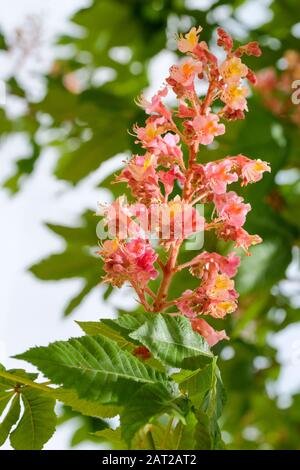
[173,412,197,450]
[16,334,169,405]
[64,279,99,317]
[0,395,21,446]
[193,410,214,450]
[28,211,103,316]
[193,361,226,450]
[94,427,127,450]
[0,31,7,50]
[173,364,215,409]
[130,314,213,370]
[76,321,132,350]
[10,388,56,450]
[236,237,292,295]
[70,417,107,447]
[173,359,226,450]
[0,365,38,390]
[0,392,14,415]
[121,382,186,445]
[102,312,150,339]
[29,247,100,281]
[54,388,120,419]
[46,210,98,247]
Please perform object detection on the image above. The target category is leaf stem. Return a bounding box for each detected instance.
[146,430,156,450]
[163,416,175,448]
[0,370,52,394]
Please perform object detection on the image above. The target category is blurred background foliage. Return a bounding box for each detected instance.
[1,0,300,450]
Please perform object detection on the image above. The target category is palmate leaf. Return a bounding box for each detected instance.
[0,366,57,450]
[130,314,213,370]
[9,388,56,450]
[16,334,170,406]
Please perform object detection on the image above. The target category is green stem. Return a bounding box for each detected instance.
[163,417,174,449]
[146,430,156,450]
[0,370,52,394]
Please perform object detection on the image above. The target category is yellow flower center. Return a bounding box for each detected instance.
[143,155,153,170]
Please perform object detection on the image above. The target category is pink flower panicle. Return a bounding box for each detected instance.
[97,26,270,347]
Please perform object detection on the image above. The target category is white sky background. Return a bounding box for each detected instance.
[0,0,300,450]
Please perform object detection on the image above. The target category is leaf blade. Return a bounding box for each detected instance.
[16,334,169,405]
[130,315,213,370]
[10,388,56,450]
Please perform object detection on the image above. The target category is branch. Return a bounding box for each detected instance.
[153,241,182,312]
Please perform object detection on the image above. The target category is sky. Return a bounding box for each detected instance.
[0,0,300,450]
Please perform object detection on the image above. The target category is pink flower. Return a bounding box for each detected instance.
[208,273,235,298]
[235,41,262,58]
[234,228,262,253]
[191,318,228,347]
[99,238,158,288]
[220,57,248,84]
[204,160,238,194]
[240,159,271,185]
[216,27,233,53]
[185,113,225,146]
[150,196,204,242]
[177,252,239,320]
[137,87,172,121]
[214,191,251,227]
[116,154,162,203]
[133,116,166,148]
[177,102,196,118]
[156,133,184,166]
[98,196,142,239]
[190,251,240,278]
[167,59,202,98]
[178,26,202,53]
[133,117,184,167]
[169,59,203,88]
[206,299,237,319]
[221,83,249,111]
[159,165,185,197]
[216,224,262,253]
[177,290,196,318]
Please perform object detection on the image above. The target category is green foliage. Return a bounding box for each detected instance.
[29,211,102,316]
[16,335,170,405]
[9,388,56,450]
[0,395,21,446]
[130,314,213,369]
[0,365,56,449]
[0,315,225,449]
